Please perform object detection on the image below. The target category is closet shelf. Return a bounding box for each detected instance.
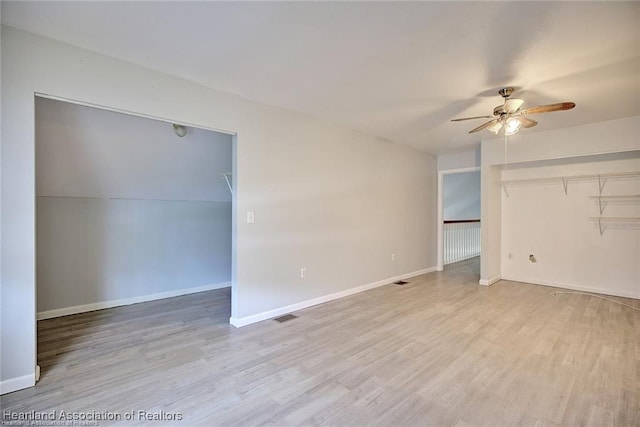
[589,217,640,235]
[588,217,640,222]
[502,170,640,197]
[37,195,222,203]
[503,170,640,185]
[589,194,640,200]
[589,194,640,214]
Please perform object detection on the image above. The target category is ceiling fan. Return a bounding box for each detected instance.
[451,87,575,135]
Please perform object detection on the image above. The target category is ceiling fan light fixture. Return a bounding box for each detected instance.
[505,117,522,136]
[487,121,502,135]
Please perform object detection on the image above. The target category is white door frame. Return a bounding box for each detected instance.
[437,166,481,271]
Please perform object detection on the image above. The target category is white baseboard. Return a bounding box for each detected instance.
[37,282,231,320]
[500,275,640,300]
[1,372,35,395]
[479,275,501,286]
[230,267,437,328]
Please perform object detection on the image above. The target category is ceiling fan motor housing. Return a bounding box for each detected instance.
[499,87,515,98]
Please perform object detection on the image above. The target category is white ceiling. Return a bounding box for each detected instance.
[2,1,639,154]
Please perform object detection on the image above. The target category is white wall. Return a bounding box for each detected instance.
[35,98,232,315]
[1,26,437,393]
[501,157,640,298]
[479,164,502,285]
[482,117,640,166]
[437,147,480,171]
[443,171,480,220]
[480,116,640,287]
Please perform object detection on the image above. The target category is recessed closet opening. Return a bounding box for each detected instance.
[500,152,640,298]
[35,96,235,369]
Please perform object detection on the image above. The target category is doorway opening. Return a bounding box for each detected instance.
[437,167,481,277]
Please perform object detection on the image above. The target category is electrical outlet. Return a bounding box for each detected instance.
[391,253,396,262]
[247,211,255,224]
[300,268,307,278]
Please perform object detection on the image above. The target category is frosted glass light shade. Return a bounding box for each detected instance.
[505,118,521,135]
[487,121,502,135]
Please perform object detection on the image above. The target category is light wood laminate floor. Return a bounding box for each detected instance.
[2,257,639,426]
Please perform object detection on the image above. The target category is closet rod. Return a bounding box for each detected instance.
[37,195,225,203]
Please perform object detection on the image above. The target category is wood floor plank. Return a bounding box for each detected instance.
[1,258,638,426]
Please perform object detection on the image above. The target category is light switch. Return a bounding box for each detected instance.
[247,211,255,224]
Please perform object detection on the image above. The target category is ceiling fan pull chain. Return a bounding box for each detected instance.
[504,129,509,176]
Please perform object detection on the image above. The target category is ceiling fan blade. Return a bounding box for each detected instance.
[519,102,576,115]
[503,98,524,113]
[518,117,538,128]
[469,119,498,134]
[451,115,493,122]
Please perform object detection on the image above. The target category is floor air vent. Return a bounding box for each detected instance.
[274,314,298,323]
[394,280,409,285]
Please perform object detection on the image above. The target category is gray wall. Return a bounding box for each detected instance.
[443,171,480,220]
[36,97,232,313]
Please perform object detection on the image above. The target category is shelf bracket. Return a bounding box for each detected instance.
[502,184,509,198]
[598,197,606,215]
[561,177,568,195]
[221,172,233,195]
[598,174,606,195]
